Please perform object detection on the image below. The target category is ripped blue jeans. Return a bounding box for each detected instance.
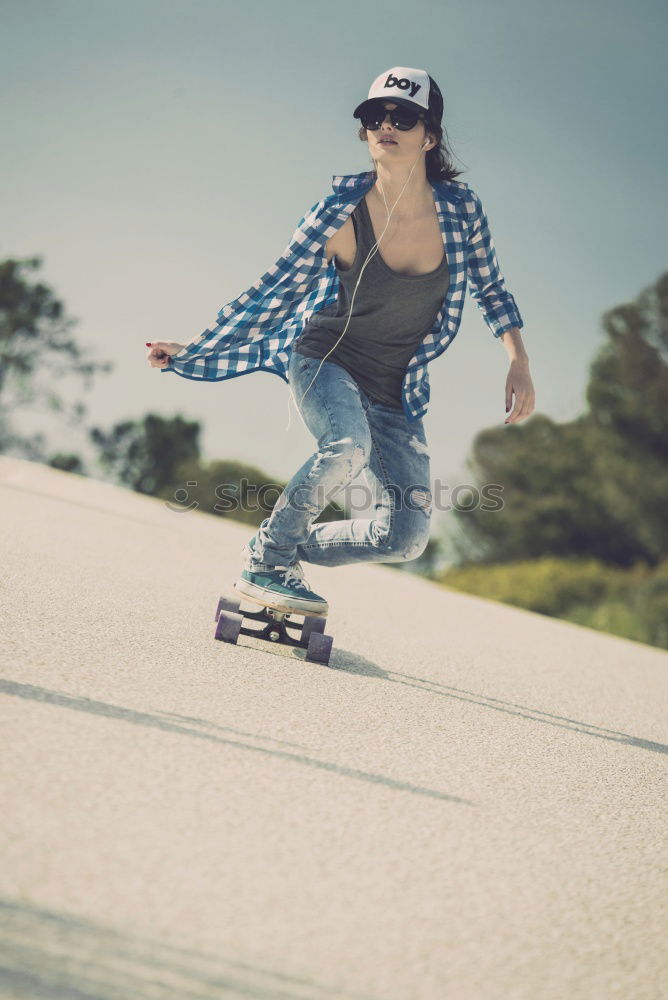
[249,350,433,569]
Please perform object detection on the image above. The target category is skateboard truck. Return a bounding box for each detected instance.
[214,593,334,665]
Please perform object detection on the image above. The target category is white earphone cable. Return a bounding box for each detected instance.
[285,143,428,431]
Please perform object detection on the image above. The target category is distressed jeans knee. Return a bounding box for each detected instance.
[401,524,431,561]
[317,436,370,478]
[394,486,433,560]
[298,436,369,507]
[258,352,434,570]
[264,433,370,557]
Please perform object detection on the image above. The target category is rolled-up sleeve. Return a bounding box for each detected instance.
[466,190,523,338]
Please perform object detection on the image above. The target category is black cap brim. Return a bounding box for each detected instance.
[353,96,425,119]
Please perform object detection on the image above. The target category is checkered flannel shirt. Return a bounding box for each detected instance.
[161,169,523,423]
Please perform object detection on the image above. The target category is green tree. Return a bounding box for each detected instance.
[48,453,86,474]
[0,255,113,459]
[587,271,668,456]
[89,413,202,495]
[449,270,668,568]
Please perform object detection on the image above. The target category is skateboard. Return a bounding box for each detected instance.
[214,588,334,665]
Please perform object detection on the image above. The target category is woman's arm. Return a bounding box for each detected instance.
[499,327,535,424]
[160,195,333,379]
[466,189,524,340]
[465,190,534,423]
[498,327,528,363]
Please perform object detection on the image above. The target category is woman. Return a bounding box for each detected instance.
[147,66,535,617]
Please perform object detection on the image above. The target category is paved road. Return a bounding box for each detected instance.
[1,455,667,1000]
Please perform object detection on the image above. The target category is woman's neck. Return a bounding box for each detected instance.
[369,166,434,219]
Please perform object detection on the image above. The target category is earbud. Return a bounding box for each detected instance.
[422,140,430,150]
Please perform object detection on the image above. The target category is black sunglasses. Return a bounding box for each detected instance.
[359,101,426,131]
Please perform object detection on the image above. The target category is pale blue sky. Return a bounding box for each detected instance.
[2,0,666,530]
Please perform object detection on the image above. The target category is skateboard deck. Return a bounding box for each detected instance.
[214,589,334,665]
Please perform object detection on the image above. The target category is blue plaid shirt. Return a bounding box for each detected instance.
[161,169,523,423]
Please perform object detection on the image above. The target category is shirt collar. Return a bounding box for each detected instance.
[330,169,467,204]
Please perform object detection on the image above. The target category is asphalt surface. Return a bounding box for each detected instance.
[1,455,667,1000]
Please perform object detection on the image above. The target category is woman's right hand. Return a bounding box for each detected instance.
[146,341,186,368]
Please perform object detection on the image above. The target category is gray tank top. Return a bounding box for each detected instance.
[294,194,450,408]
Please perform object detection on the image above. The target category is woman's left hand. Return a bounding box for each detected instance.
[505,360,535,424]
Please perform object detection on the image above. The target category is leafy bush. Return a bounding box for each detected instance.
[436,556,667,648]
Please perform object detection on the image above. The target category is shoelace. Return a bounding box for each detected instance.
[281,563,309,591]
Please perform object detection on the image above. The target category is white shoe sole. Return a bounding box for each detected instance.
[234,576,328,616]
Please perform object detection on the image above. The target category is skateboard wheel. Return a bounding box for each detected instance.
[305,632,333,665]
[215,595,241,620]
[301,615,326,643]
[214,611,243,644]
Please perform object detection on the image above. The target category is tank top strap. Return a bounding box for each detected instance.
[353,196,375,258]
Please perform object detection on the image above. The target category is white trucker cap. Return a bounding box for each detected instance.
[353,66,441,119]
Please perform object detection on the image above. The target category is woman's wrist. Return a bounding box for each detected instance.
[499,327,529,365]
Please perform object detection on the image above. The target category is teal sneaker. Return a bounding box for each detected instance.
[234,561,329,616]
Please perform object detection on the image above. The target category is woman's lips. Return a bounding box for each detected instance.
[378,139,397,145]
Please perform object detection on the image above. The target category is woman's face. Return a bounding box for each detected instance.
[366,101,433,163]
